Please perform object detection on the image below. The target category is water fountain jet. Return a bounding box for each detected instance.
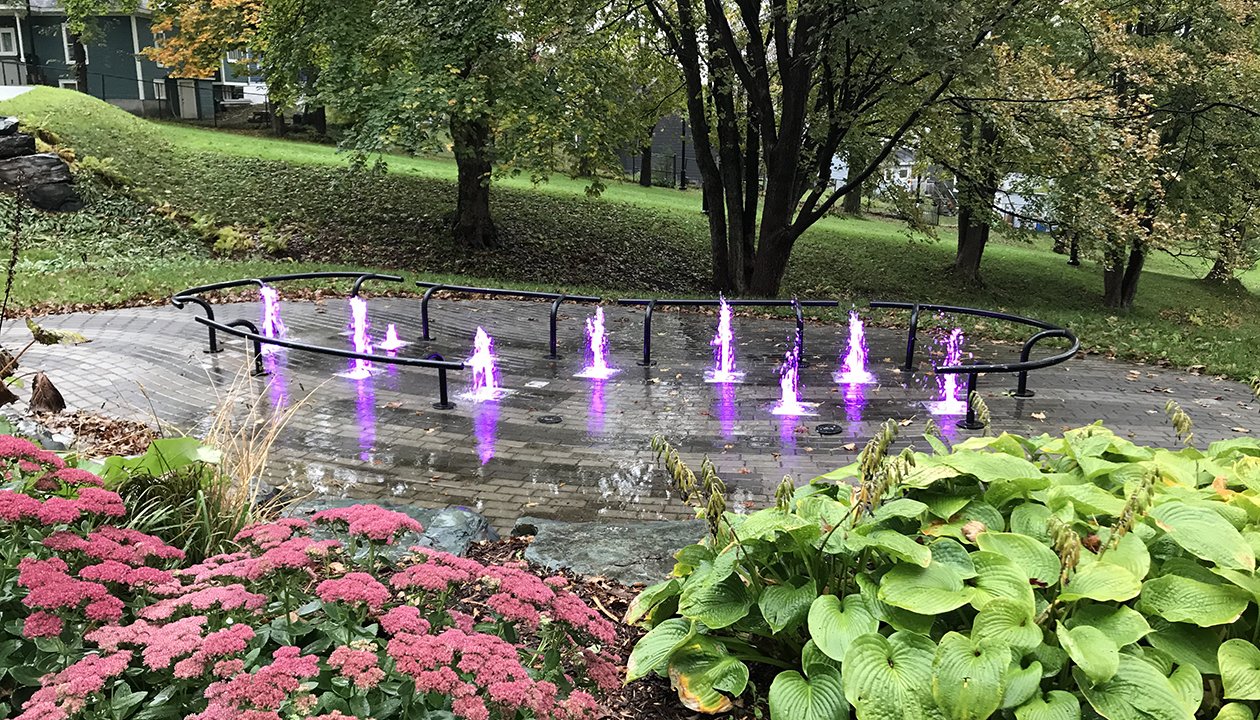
[378,324,409,352]
[772,334,816,416]
[259,286,287,354]
[705,295,744,383]
[834,310,876,384]
[575,307,619,379]
[339,296,375,380]
[927,328,968,415]
[466,327,503,401]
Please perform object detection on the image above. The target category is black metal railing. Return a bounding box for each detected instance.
[173,272,466,408]
[416,282,601,359]
[870,301,1080,429]
[616,298,840,366]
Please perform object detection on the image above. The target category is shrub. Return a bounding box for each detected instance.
[0,434,618,720]
[628,422,1260,719]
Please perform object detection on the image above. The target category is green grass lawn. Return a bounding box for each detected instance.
[3,87,1259,382]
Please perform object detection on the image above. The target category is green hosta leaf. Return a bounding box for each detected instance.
[1094,532,1151,581]
[932,539,978,578]
[1031,643,1069,677]
[626,579,681,625]
[679,573,753,629]
[1011,503,1054,542]
[667,636,749,714]
[768,667,847,720]
[733,507,814,542]
[931,631,1010,720]
[857,572,935,635]
[801,640,843,677]
[903,461,962,489]
[1151,502,1256,571]
[1048,484,1126,517]
[879,561,974,615]
[1015,691,1081,720]
[1214,703,1256,720]
[1056,623,1119,684]
[969,551,1036,613]
[843,632,937,720]
[1059,563,1141,602]
[851,529,932,567]
[1067,605,1150,647]
[808,594,878,662]
[973,597,1042,653]
[977,532,1061,586]
[1077,655,1194,720]
[922,492,977,520]
[985,474,1055,508]
[1220,639,1260,700]
[759,578,816,634]
[627,619,694,681]
[1167,664,1202,715]
[1001,661,1044,710]
[873,498,930,522]
[925,501,1006,542]
[1140,575,1251,626]
[1148,621,1221,674]
[673,544,715,575]
[938,450,1043,484]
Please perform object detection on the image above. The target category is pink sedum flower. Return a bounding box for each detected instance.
[316,572,390,610]
[22,611,63,639]
[311,504,422,544]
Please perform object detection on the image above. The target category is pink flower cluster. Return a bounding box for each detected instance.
[16,650,131,720]
[139,584,267,621]
[0,435,65,469]
[316,572,390,610]
[179,536,339,583]
[234,518,310,550]
[392,548,483,593]
[45,527,184,565]
[0,487,125,525]
[328,645,385,689]
[193,646,320,719]
[312,504,422,544]
[18,556,123,623]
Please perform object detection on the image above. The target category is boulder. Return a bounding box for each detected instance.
[0,134,35,160]
[513,516,706,586]
[284,498,498,558]
[0,117,19,136]
[0,153,82,212]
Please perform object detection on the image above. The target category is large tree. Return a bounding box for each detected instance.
[641,0,1046,295]
[260,0,649,250]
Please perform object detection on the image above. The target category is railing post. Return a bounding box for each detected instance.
[226,319,266,377]
[904,304,921,371]
[173,296,223,354]
[959,373,985,430]
[638,300,656,366]
[792,298,809,367]
[420,286,441,341]
[427,353,456,409]
[1012,329,1062,398]
[548,295,565,360]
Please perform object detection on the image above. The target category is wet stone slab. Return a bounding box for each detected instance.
[7,297,1259,534]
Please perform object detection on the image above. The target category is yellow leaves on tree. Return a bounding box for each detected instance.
[142,0,263,79]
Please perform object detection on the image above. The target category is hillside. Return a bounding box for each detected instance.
[1,87,1258,380]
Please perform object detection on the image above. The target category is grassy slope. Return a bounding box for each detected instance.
[4,87,1259,380]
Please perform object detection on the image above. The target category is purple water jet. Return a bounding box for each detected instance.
[706,295,744,383]
[262,351,289,410]
[259,286,287,354]
[575,307,619,379]
[927,328,968,415]
[834,310,876,384]
[340,296,375,380]
[378,323,409,352]
[473,401,498,464]
[716,382,737,439]
[355,376,376,462]
[772,334,815,416]
[587,379,606,436]
[466,327,503,401]
[843,382,866,424]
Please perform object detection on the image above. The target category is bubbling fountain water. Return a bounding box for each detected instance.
[379,324,408,351]
[342,296,374,380]
[575,307,619,379]
[928,328,968,415]
[834,310,876,384]
[467,327,502,401]
[772,334,814,416]
[259,286,287,354]
[706,295,744,383]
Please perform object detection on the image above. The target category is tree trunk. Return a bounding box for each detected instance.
[748,228,796,297]
[638,135,652,187]
[953,116,999,282]
[842,181,863,215]
[450,115,498,250]
[271,112,286,136]
[1068,234,1080,266]
[740,100,759,290]
[70,34,87,93]
[954,221,990,283]
[1102,243,1145,309]
[1205,228,1243,283]
[308,106,327,136]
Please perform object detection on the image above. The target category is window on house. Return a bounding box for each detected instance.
[152,79,166,100]
[58,77,78,90]
[61,24,89,64]
[0,28,16,57]
[899,168,910,179]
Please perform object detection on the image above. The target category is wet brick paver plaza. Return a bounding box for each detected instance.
[9,297,1259,532]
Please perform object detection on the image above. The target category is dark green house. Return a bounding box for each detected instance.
[0,0,215,119]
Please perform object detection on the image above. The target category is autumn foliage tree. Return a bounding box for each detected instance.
[143,0,262,78]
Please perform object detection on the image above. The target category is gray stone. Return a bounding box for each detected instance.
[25,181,82,212]
[0,134,35,160]
[514,516,706,585]
[284,497,498,558]
[0,153,71,185]
[0,117,19,136]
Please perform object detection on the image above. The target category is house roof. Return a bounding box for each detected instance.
[0,1,151,15]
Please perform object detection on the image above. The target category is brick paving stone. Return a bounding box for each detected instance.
[6,297,1258,533]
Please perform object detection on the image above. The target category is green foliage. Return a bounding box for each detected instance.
[628,424,1260,718]
[73,155,132,187]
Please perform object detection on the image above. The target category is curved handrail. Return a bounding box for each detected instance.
[175,272,404,301]
[417,282,601,358]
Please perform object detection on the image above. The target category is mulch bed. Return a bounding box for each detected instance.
[467,536,767,720]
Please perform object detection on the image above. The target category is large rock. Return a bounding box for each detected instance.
[0,117,19,136]
[513,516,706,586]
[0,134,35,160]
[0,153,82,212]
[284,498,498,558]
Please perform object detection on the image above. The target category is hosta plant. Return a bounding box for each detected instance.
[628,422,1260,720]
